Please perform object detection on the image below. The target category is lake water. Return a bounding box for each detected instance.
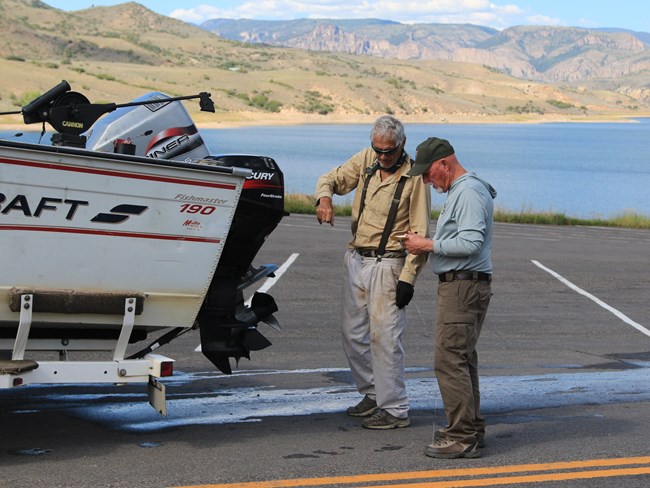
[207,120,650,219]
[3,120,649,218]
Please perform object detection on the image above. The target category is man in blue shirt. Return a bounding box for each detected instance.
[402,137,496,459]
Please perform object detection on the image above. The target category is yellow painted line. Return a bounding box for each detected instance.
[171,456,650,488]
[360,467,650,487]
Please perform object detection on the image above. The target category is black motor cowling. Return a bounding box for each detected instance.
[198,155,285,374]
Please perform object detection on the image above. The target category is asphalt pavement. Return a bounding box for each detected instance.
[1,214,650,487]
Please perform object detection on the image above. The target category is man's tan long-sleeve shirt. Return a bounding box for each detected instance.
[315,147,431,285]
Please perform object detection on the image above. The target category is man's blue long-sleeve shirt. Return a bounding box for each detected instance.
[431,172,497,275]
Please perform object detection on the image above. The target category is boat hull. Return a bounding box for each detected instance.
[0,140,245,332]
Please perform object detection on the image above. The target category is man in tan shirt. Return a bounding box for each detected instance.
[315,115,430,429]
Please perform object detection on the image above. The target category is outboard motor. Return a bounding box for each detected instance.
[86,91,213,162]
[198,155,285,374]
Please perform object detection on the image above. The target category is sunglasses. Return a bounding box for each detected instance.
[371,142,401,155]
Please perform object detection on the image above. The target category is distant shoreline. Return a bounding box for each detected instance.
[1,110,647,132]
[192,110,649,129]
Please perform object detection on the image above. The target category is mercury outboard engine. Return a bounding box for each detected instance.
[198,155,285,374]
[16,81,285,374]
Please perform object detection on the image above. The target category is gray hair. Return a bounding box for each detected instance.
[371,115,405,145]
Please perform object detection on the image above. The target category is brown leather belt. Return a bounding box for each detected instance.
[438,271,492,283]
[356,248,406,259]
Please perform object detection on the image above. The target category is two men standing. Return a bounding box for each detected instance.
[316,119,496,459]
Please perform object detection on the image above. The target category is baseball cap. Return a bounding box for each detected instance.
[407,137,455,176]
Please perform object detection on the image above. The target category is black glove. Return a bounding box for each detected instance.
[395,281,414,309]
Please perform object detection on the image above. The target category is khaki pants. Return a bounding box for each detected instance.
[435,279,491,443]
[341,249,409,418]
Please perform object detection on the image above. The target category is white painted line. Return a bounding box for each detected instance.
[531,259,650,338]
[195,253,300,352]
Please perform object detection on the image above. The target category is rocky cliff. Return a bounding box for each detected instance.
[202,19,650,86]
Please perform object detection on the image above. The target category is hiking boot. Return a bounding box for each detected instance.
[435,429,486,448]
[362,409,410,430]
[346,395,378,417]
[424,438,480,459]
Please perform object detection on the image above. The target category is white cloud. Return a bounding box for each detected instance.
[170,5,236,23]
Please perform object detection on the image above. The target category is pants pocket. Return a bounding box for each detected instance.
[438,281,476,325]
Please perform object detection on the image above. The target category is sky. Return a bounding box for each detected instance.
[44,1,649,33]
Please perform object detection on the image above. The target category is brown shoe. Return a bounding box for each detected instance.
[362,409,410,429]
[346,395,378,417]
[424,438,480,459]
[435,429,486,448]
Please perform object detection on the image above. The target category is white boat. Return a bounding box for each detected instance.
[0,81,285,413]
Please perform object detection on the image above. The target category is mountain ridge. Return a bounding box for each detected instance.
[0,0,648,127]
[201,18,650,85]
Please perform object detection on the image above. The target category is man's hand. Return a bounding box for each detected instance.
[395,281,414,309]
[316,196,335,226]
[402,231,433,255]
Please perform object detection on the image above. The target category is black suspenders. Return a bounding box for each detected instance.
[359,163,408,261]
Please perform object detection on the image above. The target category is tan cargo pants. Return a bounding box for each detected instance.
[434,278,492,443]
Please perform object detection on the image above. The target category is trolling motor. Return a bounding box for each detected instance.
[17,80,214,149]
